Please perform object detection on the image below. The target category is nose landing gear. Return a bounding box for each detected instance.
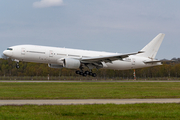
[16,62,20,69]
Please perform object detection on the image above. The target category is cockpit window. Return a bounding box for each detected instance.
[7,48,13,50]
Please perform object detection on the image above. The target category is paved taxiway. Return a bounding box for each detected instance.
[0,99,180,105]
[1,80,180,83]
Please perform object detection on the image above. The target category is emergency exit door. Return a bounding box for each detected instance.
[49,50,53,57]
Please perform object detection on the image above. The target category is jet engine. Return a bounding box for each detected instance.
[63,58,81,69]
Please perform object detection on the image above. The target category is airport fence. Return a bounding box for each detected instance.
[0,76,180,81]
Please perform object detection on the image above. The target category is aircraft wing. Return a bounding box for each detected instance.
[81,51,142,63]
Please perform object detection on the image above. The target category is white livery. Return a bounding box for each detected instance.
[3,33,165,77]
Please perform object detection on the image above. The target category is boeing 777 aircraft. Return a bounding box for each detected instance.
[3,33,165,77]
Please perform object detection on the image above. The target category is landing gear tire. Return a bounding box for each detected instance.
[89,72,93,76]
[92,73,97,77]
[76,70,80,74]
[16,63,20,69]
[83,73,87,77]
[84,71,89,75]
[79,72,83,76]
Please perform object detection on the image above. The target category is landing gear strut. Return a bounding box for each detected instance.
[16,62,20,69]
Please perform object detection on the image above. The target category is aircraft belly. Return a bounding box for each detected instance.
[106,61,132,70]
[105,60,146,70]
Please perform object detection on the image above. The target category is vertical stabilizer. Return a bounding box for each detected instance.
[139,33,165,59]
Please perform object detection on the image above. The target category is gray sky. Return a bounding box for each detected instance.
[0,0,180,59]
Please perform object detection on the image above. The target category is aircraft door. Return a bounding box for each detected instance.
[132,58,135,65]
[19,48,26,61]
[49,50,53,57]
[21,48,26,55]
[49,50,55,63]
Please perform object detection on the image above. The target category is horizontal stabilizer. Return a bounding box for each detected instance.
[144,60,162,64]
[144,60,173,64]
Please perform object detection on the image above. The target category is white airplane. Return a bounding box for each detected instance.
[3,33,165,77]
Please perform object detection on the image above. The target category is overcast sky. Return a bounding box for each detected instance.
[0,0,180,59]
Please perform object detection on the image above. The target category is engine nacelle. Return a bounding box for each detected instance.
[48,64,63,69]
[63,58,80,69]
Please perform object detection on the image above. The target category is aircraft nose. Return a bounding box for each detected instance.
[3,50,12,57]
[3,50,8,56]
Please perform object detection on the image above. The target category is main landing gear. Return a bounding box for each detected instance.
[75,70,97,77]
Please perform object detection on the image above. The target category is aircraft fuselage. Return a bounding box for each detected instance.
[3,45,161,70]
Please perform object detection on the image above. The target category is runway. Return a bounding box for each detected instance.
[0,99,180,105]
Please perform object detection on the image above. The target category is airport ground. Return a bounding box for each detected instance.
[0,81,180,119]
[1,81,180,99]
[1,103,180,120]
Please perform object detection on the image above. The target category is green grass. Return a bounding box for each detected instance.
[1,82,180,119]
[0,103,180,120]
[0,82,180,99]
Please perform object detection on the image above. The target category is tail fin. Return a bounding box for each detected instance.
[139,33,165,59]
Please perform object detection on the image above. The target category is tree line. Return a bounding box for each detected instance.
[0,57,180,79]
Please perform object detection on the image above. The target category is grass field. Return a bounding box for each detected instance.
[0,103,180,120]
[1,82,180,119]
[0,82,180,99]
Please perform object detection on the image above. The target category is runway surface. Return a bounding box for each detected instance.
[1,99,180,105]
